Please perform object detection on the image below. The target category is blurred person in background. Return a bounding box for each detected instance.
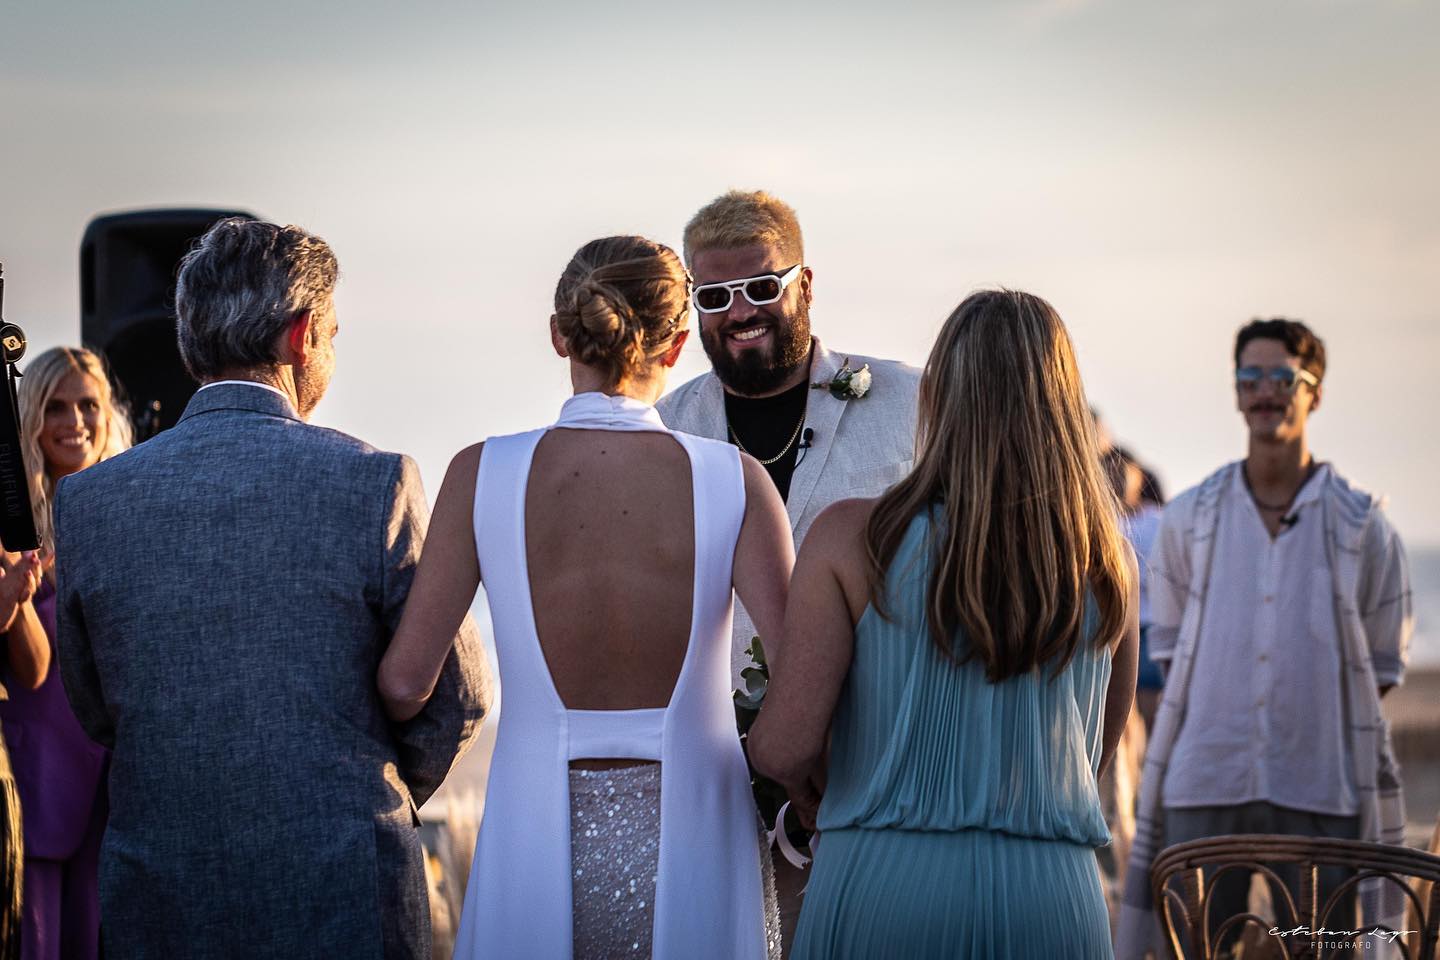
[1138,466,1165,508]
[1105,445,1165,729]
[1117,318,1413,958]
[1094,446,1155,930]
[0,347,130,960]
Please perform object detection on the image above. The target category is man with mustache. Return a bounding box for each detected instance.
[658,190,920,687]
[1117,319,1413,957]
[657,190,919,956]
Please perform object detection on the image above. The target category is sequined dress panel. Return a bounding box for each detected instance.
[569,765,660,958]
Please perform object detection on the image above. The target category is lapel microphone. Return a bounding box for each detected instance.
[1280,511,1300,528]
[794,428,815,468]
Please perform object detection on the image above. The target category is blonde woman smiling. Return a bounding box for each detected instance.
[1,346,130,960]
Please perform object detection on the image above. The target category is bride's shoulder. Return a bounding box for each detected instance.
[434,443,485,499]
[448,441,485,473]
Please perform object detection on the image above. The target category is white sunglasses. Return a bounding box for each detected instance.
[691,264,802,314]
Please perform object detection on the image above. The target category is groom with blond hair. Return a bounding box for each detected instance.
[658,189,920,954]
[659,189,920,685]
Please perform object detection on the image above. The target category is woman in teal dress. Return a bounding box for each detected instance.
[749,289,1139,959]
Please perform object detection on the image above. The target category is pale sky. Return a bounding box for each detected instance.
[3,0,1438,546]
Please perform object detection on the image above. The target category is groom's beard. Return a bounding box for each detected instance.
[699,298,812,397]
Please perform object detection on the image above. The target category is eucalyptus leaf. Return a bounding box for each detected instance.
[740,666,768,698]
[734,691,764,713]
[746,635,768,671]
[734,634,786,829]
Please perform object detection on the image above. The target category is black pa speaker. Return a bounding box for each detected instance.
[80,208,255,439]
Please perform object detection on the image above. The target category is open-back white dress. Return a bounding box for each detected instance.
[452,392,779,959]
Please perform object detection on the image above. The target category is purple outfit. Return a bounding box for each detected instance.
[0,581,106,960]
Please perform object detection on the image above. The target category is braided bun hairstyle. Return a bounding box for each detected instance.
[553,236,690,387]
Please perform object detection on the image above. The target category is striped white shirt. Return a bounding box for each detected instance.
[1160,463,1358,816]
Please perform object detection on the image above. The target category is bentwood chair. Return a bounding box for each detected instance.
[1150,835,1440,959]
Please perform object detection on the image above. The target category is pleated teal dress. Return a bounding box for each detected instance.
[793,512,1115,959]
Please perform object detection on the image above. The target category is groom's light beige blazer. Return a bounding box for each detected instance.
[657,338,921,687]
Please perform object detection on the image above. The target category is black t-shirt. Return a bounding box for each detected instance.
[723,380,810,503]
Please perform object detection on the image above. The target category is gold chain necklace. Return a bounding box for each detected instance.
[729,408,807,466]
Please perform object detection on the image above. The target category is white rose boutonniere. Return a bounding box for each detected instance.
[812,358,872,401]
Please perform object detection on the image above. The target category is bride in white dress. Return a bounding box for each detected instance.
[378,235,792,959]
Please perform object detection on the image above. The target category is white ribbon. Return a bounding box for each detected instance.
[768,801,813,870]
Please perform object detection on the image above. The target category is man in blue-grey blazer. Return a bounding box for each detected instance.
[54,218,490,958]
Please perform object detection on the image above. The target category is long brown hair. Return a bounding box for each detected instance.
[864,290,1132,681]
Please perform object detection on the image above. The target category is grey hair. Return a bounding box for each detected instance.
[175,218,339,380]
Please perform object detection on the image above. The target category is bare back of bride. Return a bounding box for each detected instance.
[379,235,793,959]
